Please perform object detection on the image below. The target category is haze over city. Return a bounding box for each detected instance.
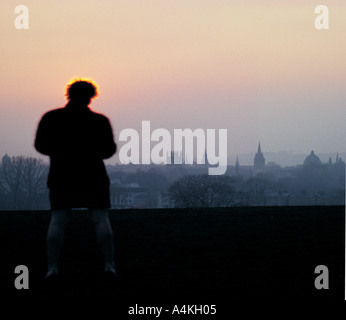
[1,1,345,166]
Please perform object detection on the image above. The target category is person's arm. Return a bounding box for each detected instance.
[98,117,117,159]
[34,113,52,156]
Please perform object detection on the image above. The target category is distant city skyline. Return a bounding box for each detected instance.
[2,147,345,168]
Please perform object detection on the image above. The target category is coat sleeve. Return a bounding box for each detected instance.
[98,116,117,159]
[34,113,52,156]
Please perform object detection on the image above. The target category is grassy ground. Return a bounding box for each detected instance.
[0,206,344,303]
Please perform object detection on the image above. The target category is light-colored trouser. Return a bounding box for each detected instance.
[46,208,115,276]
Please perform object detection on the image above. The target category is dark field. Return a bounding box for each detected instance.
[0,206,344,304]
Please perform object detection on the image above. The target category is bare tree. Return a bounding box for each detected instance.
[0,156,48,210]
[21,157,48,209]
[0,156,24,209]
[168,174,234,208]
[243,173,270,206]
[168,175,200,208]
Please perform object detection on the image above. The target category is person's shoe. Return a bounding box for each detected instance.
[104,269,118,279]
[45,267,58,279]
[104,264,117,275]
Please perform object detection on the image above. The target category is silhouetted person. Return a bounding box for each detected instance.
[35,79,117,279]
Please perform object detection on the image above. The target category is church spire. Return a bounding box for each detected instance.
[254,142,265,171]
[257,142,262,154]
[235,155,239,175]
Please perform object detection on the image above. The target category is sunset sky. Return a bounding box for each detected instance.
[1,0,345,165]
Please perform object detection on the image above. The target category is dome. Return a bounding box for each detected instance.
[303,150,321,166]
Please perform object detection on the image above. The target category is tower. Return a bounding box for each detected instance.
[254,142,265,170]
[167,150,183,164]
[203,150,209,165]
[235,155,240,175]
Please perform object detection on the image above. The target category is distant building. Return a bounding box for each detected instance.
[1,153,10,166]
[303,150,321,166]
[203,151,209,165]
[166,150,183,164]
[254,143,265,170]
[235,156,240,175]
[335,153,345,165]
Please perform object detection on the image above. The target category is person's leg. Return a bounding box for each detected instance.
[46,210,69,278]
[90,208,117,275]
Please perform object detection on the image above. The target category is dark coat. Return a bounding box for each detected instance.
[35,103,116,209]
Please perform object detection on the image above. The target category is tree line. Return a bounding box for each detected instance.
[0,155,344,210]
[0,156,49,210]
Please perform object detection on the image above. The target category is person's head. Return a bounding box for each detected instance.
[66,79,98,105]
